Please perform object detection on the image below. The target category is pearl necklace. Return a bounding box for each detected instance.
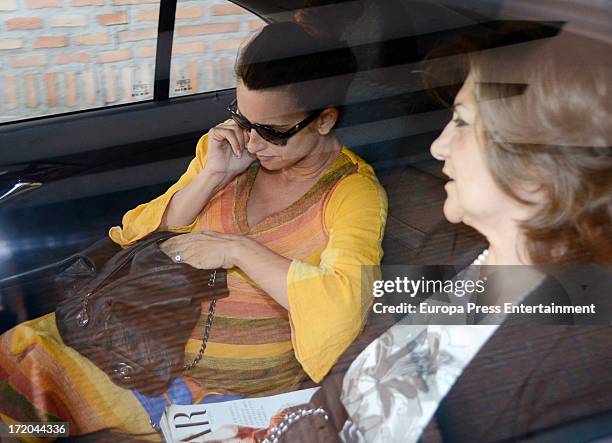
[471,248,490,266]
[468,248,545,309]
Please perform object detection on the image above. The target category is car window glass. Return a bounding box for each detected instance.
[169,0,265,98]
[0,1,164,123]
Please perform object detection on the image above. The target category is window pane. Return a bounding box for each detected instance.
[169,0,265,98]
[0,3,160,124]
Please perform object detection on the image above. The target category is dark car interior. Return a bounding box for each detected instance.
[1,1,610,440]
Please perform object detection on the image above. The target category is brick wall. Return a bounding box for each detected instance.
[0,0,265,123]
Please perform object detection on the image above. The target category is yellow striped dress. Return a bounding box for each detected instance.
[0,134,387,439]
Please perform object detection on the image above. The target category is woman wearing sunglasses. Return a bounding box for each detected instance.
[114,19,386,413]
[0,21,386,437]
[0,21,386,438]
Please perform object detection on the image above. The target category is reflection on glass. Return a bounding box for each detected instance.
[169,0,265,98]
[1,4,161,123]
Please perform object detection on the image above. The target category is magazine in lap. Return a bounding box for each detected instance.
[160,387,319,442]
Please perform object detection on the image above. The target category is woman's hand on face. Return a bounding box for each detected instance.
[203,119,256,185]
[160,231,245,270]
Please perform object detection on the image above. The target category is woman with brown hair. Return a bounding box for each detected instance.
[0,22,387,439]
[256,25,612,443]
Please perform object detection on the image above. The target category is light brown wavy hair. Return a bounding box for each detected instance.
[430,25,612,265]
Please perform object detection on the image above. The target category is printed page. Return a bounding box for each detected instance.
[205,387,318,429]
[161,387,319,442]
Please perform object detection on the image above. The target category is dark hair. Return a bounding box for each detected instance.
[235,22,357,119]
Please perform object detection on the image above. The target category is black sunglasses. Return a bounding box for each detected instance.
[227,99,323,146]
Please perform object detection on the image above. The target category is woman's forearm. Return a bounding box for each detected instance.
[160,170,227,229]
[231,237,292,309]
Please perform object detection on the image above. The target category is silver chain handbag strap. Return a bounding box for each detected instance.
[184,270,217,371]
[149,269,220,432]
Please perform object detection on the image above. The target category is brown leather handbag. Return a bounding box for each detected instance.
[55,231,229,396]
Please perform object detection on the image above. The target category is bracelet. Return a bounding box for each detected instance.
[262,407,330,443]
